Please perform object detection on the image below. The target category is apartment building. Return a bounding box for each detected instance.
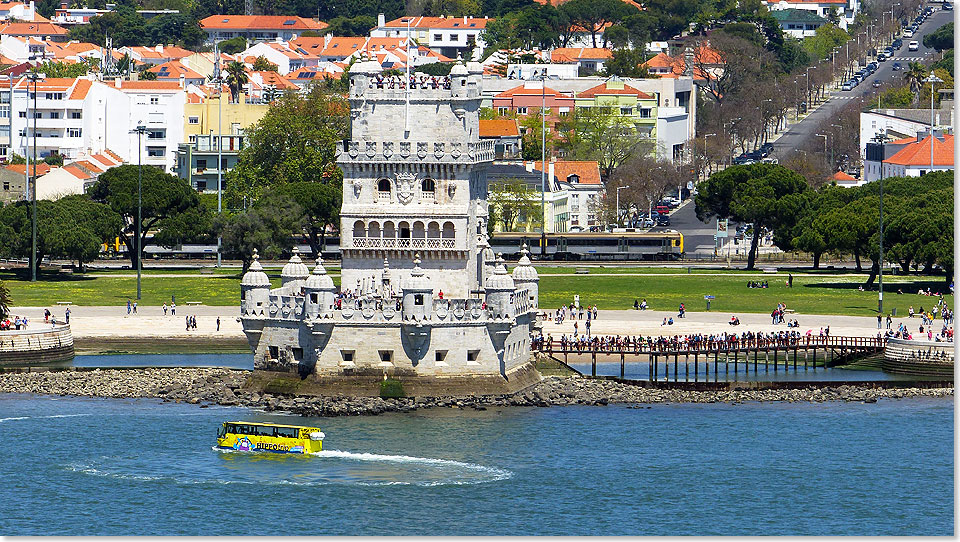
[175,133,246,193]
[200,15,328,45]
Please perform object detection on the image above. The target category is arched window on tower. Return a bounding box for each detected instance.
[420,178,435,201]
[353,220,365,238]
[377,178,391,201]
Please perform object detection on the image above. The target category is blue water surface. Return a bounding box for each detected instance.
[0,367,952,535]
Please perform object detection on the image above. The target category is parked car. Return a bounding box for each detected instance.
[904,29,914,37]
[655,214,671,226]
[867,62,878,71]
[842,81,854,91]
[908,40,920,51]
[893,38,903,47]
[732,155,755,165]
[944,2,953,10]
[877,52,888,61]
[759,142,774,156]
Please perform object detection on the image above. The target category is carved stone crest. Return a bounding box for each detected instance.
[383,141,394,158]
[399,142,411,158]
[348,141,359,158]
[352,178,362,199]
[417,142,427,159]
[448,182,456,199]
[467,142,476,160]
[396,172,417,205]
[434,142,445,159]
[365,141,377,158]
[450,142,462,159]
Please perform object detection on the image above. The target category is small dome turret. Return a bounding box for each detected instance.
[305,255,335,290]
[485,253,515,291]
[241,249,270,287]
[512,243,539,282]
[280,247,310,286]
[401,254,432,292]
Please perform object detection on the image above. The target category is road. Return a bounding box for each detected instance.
[771,7,950,160]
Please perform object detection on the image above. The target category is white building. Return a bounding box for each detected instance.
[240,40,320,75]
[859,107,954,182]
[762,0,859,30]
[200,15,328,45]
[371,14,489,60]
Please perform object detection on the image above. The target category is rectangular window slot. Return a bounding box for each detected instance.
[435,350,447,362]
[467,350,479,362]
[341,350,355,362]
[379,350,393,362]
[268,345,279,359]
[292,347,303,361]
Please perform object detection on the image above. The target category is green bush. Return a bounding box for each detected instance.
[379,378,405,398]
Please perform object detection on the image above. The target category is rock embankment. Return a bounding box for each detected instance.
[0,369,952,416]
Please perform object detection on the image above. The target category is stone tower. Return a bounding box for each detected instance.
[337,57,493,299]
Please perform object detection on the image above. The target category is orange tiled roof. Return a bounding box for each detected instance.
[884,134,954,166]
[830,170,856,181]
[148,60,204,80]
[533,160,603,185]
[532,0,641,8]
[479,119,519,138]
[200,15,327,31]
[6,163,52,176]
[0,22,67,36]
[495,84,568,98]
[551,48,613,62]
[251,70,298,90]
[68,78,91,99]
[577,82,654,99]
[382,16,489,29]
[118,81,183,91]
[75,159,103,173]
[103,149,123,163]
[63,164,91,179]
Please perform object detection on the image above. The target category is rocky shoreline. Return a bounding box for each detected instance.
[0,368,952,415]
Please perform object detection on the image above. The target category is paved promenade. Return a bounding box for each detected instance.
[7,306,934,343]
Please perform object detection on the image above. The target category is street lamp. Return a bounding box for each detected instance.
[703,133,716,176]
[805,66,814,109]
[923,72,943,172]
[132,124,148,300]
[25,70,44,282]
[539,74,546,255]
[213,40,223,268]
[872,130,889,314]
[616,185,629,227]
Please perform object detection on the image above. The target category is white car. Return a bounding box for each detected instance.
[908,40,920,51]
[904,29,914,37]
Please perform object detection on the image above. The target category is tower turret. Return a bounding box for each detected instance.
[511,243,539,311]
[280,247,310,289]
[240,249,270,316]
[484,253,516,320]
[401,254,433,322]
[304,255,336,319]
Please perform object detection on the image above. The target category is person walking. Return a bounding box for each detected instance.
[886,314,892,329]
[132,302,137,315]
[162,303,168,316]
[64,307,70,324]
[877,313,882,329]
[216,316,221,331]
[186,315,190,331]
[171,302,176,316]
[126,299,131,315]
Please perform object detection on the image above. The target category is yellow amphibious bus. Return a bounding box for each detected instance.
[216,421,325,454]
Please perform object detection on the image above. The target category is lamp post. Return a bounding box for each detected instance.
[25,70,44,282]
[703,133,716,176]
[923,72,943,173]
[616,185,629,227]
[539,74,546,255]
[815,133,828,166]
[871,130,890,313]
[805,66,814,109]
[132,124,147,300]
[214,40,223,268]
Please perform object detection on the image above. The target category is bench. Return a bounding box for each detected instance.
[762,267,778,274]
[185,301,203,306]
[575,268,590,274]
[56,301,72,306]
[784,308,795,314]
[199,268,214,275]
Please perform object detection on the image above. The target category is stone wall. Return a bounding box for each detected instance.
[883,338,954,377]
[0,325,75,365]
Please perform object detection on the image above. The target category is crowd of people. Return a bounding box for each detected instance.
[0,315,28,330]
[537,329,826,353]
[551,303,599,326]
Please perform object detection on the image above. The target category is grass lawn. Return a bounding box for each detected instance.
[1,268,951,317]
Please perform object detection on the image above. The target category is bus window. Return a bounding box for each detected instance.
[277,427,299,438]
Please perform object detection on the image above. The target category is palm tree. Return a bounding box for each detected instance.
[224,61,248,103]
[904,62,926,105]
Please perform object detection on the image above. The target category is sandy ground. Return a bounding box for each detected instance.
[10,305,940,343]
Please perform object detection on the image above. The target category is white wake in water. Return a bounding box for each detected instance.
[0,414,89,423]
[311,449,510,475]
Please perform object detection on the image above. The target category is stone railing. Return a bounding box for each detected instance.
[883,337,953,377]
[337,140,495,164]
[0,325,74,365]
[352,238,457,250]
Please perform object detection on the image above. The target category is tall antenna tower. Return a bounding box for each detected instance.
[244,0,254,16]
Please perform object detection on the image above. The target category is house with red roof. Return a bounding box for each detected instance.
[529,159,604,231]
[370,14,489,60]
[119,44,196,66]
[574,80,659,136]
[492,81,576,132]
[881,131,954,179]
[148,60,206,86]
[240,40,321,75]
[0,21,68,42]
[550,47,613,75]
[35,149,122,200]
[200,15,328,45]
[479,119,521,159]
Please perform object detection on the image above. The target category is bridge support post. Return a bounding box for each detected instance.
[591,351,596,377]
[714,350,719,379]
[754,349,758,373]
[774,346,778,372]
[620,352,625,378]
[793,347,797,370]
[674,353,678,382]
[813,345,817,371]
[694,352,698,381]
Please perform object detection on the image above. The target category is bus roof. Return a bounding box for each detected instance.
[226,421,322,430]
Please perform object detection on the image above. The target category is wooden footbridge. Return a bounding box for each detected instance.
[534,336,887,381]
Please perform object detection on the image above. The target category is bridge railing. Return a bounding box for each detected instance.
[532,335,887,355]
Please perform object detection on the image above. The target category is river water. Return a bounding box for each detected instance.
[0,354,953,535]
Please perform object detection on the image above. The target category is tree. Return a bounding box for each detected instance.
[923,22,953,52]
[67,8,147,46]
[88,165,203,270]
[0,279,9,320]
[324,15,378,37]
[604,48,655,78]
[695,163,807,269]
[612,154,691,222]
[560,0,637,48]
[801,23,848,60]
[560,106,655,181]
[218,36,247,55]
[0,196,121,273]
[251,55,279,72]
[145,13,205,49]
[904,61,927,104]
[270,181,342,255]
[43,154,64,167]
[488,177,543,232]
[36,61,91,78]
[224,60,248,103]
[214,191,305,272]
